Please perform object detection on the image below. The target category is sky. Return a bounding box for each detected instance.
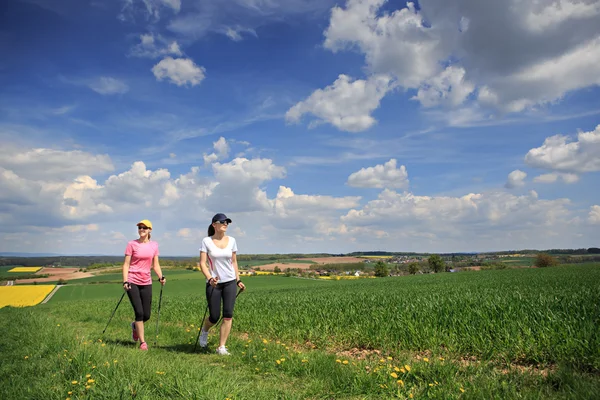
[1,0,599,256]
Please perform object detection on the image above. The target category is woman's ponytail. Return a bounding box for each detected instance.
[207,224,215,237]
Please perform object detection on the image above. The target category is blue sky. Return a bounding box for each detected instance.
[1,0,599,256]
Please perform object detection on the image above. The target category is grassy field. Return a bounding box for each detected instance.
[1,264,599,399]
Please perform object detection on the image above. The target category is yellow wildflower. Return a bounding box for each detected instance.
[336,359,341,363]
[86,374,91,378]
[404,365,411,372]
[342,360,349,365]
[276,360,281,365]
[302,359,308,363]
[460,388,465,393]
[85,385,91,390]
[409,394,414,399]
[24,356,29,359]
[71,381,78,385]
[87,379,95,384]
[429,383,434,387]
[423,357,429,362]
[262,339,268,344]
[439,357,444,361]
[397,380,404,386]
[387,356,393,360]
[68,392,72,395]
[379,358,386,363]
[390,372,398,378]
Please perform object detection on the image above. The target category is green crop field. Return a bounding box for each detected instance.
[1,264,599,399]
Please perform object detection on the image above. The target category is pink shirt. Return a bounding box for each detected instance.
[125,240,159,285]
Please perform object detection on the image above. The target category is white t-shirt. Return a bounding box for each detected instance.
[200,236,238,283]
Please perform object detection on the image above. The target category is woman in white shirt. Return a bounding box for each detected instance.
[198,213,245,355]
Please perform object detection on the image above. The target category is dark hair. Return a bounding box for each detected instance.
[207,223,215,237]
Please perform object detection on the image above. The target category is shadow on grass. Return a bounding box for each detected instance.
[158,343,213,354]
[101,338,139,347]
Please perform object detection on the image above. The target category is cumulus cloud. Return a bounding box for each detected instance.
[130,33,182,58]
[589,205,600,224]
[152,57,206,87]
[88,77,129,95]
[525,124,600,174]
[347,159,409,189]
[533,173,580,184]
[203,137,230,165]
[286,74,392,132]
[505,169,527,189]
[320,0,600,114]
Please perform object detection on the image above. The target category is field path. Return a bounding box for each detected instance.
[41,285,62,304]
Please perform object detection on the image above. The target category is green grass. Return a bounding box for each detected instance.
[0,265,41,280]
[1,265,599,399]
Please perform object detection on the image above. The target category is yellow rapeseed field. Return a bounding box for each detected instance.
[8,267,42,273]
[0,285,55,308]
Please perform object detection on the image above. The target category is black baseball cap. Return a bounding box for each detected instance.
[212,213,232,224]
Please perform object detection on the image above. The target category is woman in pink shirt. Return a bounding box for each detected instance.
[121,219,166,350]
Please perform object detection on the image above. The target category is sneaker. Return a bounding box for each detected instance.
[216,345,230,356]
[140,342,148,351]
[131,322,139,342]
[198,329,208,348]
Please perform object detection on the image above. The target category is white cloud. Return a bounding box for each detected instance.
[533,173,580,184]
[347,159,409,189]
[505,169,527,189]
[286,74,392,132]
[221,26,257,42]
[413,66,475,108]
[321,0,600,113]
[130,33,182,58]
[88,77,129,95]
[589,205,600,224]
[203,136,231,165]
[0,145,114,180]
[152,57,206,87]
[341,189,571,232]
[525,124,600,174]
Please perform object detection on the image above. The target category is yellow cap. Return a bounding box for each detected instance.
[136,219,153,229]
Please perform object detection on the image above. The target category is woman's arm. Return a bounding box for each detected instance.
[152,256,166,285]
[200,251,218,286]
[122,255,131,290]
[232,252,245,291]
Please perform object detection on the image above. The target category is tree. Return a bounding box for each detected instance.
[273,266,281,273]
[407,262,419,275]
[374,261,389,277]
[534,253,558,268]
[428,254,445,273]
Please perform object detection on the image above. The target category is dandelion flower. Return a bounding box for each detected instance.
[186,329,190,333]
[276,360,281,365]
[280,358,285,362]
[302,359,308,363]
[394,366,400,372]
[85,385,91,390]
[57,324,60,327]
[262,339,268,344]
[336,359,341,363]
[460,388,465,393]
[71,381,78,385]
[397,380,404,386]
[404,365,411,372]
[68,392,72,395]
[342,360,349,365]
[379,358,385,363]
[409,394,414,399]
[429,383,434,387]
[390,372,398,379]
[400,367,406,373]
[92,366,96,369]
[86,374,91,378]
[24,356,29,359]
[253,355,257,358]
[113,360,118,363]
[255,368,259,371]
[439,357,444,361]
[423,357,429,362]
[101,344,105,347]
[87,379,95,384]
[387,356,393,360]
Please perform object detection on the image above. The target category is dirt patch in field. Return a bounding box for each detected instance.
[15,267,94,284]
[302,257,365,264]
[256,263,314,271]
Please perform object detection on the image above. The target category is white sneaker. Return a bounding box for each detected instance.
[198,329,208,348]
[216,345,230,356]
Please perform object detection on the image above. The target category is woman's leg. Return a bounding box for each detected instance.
[219,280,238,348]
[126,284,144,341]
[202,283,221,331]
[136,284,153,344]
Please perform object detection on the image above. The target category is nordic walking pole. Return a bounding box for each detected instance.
[194,284,214,352]
[154,284,164,346]
[102,292,126,334]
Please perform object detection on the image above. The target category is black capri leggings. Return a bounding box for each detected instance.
[127,284,152,322]
[206,280,237,324]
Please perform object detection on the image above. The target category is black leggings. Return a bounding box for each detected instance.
[127,284,152,322]
[206,280,237,324]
